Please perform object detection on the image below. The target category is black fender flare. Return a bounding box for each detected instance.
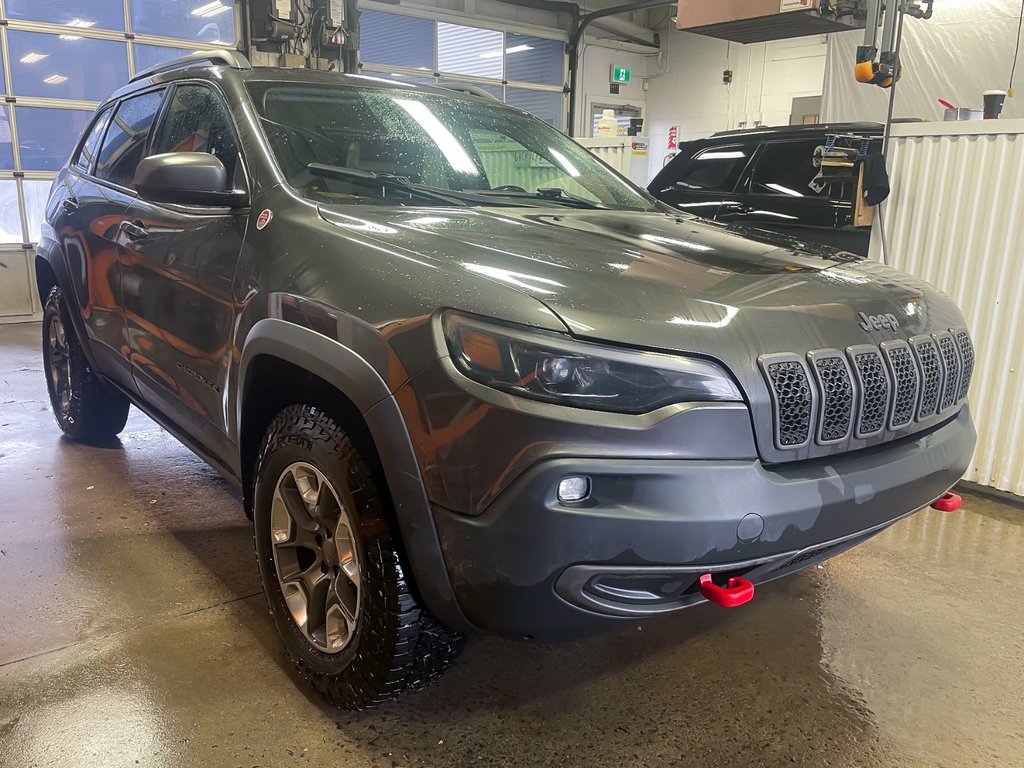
[237,318,470,632]
[35,238,104,372]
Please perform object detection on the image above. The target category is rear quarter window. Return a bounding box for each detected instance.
[72,104,115,174]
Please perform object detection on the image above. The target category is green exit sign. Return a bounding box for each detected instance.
[611,66,631,84]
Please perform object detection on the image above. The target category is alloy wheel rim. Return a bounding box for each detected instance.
[271,462,361,654]
[48,315,72,413]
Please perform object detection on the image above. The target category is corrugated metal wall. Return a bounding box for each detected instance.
[873,122,1024,495]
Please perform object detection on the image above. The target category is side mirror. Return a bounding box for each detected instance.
[134,152,248,207]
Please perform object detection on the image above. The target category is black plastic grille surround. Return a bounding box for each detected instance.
[759,327,974,454]
[883,343,919,429]
[764,360,813,447]
[811,354,853,443]
[851,349,890,436]
[936,332,962,412]
[913,337,942,419]
[954,328,975,402]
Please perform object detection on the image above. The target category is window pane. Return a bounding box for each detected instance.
[8,32,128,102]
[131,0,236,45]
[361,11,435,70]
[17,107,94,171]
[23,180,54,244]
[0,108,14,170]
[669,145,755,193]
[133,43,201,75]
[505,34,564,86]
[750,139,833,197]
[96,90,164,188]
[438,23,502,79]
[6,0,125,32]
[153,85,240,184]
[0,181,23,244]
[373,72,436,86]
[505,88,563,129]
[73,105,115,173]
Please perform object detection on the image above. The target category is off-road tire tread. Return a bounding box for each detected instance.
[42,286,130,442]
[254,404,464,710]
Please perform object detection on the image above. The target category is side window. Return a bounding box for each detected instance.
[152,84,240,186]
[73,104,115,174]
[750,139,836,198]
[95,90,164,188]
[665,144,755,193]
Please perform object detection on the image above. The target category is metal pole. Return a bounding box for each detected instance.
[341,0,360,73]
[567,0,675,137]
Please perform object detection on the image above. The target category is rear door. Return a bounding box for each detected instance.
[119,82,248,458]
[649,142,756,219]
[59,93,165,392]
[716,137,866,253]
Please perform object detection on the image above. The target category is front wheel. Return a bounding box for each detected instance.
[252,405,463,710]
[42,286,130,442]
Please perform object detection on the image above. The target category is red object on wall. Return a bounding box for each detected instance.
[668,125,679,149]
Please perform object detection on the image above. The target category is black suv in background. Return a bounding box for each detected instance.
[37,55,974,710]
[649,122,883,256]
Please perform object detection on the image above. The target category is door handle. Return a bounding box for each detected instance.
[120,220,149,242]
[61,197,80,214]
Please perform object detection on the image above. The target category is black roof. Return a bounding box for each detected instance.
[709,122,883,140]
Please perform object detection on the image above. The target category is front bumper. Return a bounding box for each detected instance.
[432,407,976,641]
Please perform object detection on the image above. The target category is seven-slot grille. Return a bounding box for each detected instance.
[760,328,974,452]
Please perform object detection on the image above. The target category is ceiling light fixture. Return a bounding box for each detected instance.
[19,53,48,64]
[480,44,534,59]
[43,74,69,85]
[66,18,96,28]
[58,35,82,40]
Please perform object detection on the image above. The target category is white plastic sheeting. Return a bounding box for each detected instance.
[822,0,1024,123]
[869,120,1024,496]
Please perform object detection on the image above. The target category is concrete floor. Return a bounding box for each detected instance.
[1,321,1022,768]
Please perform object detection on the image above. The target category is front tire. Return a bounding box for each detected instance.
[253,404,463,710]
[42,286,130,442]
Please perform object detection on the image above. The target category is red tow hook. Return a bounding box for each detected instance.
[698,573,755,608]
[931,492,963,512]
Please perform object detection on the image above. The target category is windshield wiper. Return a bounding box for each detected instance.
[474,187,606,209]
[307,163,473,207]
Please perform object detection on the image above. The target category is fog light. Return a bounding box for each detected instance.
[557,476,590,503]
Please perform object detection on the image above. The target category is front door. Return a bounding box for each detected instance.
[651,143,756,219]
[715,138,868,254]
[119,82,248,458]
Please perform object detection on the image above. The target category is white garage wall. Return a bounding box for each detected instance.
[822,0,1024,123]
[642,31,828,181]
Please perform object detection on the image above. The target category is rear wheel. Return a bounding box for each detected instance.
[252,404,463,710]
[42,286,130,442]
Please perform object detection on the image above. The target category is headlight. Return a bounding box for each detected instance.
[442,312,742,414]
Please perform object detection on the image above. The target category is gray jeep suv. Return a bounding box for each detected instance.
[36,51,977,709]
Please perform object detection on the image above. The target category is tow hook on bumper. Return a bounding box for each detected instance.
[930,492,963,512]
[698,573,755,608]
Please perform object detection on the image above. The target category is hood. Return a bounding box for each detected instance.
[318,205,968,464]
[317,205,963,356]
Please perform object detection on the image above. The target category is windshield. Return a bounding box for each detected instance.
[246,80,657,211]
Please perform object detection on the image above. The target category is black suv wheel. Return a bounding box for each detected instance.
[42,286,130,443]
[252,405,463,710]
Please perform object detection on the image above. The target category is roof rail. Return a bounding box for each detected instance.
[131,49,252,83]
[434,81,500,101]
